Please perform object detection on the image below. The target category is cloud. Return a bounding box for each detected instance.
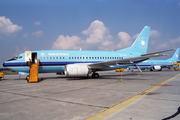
[82,20,113,50]
[150,30,161,38]
[178,2,180,6]
[34,21,41,26]
[52,20,141,51]
[14,46,29,55]
[116,32,133,49]
[32,30,43,37]
[52,35,84,50]
[82,20,113,45]
[156,42,169,50]
[170,36,180,44]
[52,20,114,50]
[154,36,180,50]
[0,16,23,35]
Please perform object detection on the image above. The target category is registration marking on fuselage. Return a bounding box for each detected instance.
[87,73,180,120]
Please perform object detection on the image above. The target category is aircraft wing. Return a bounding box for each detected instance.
[141,49,174,56]
[88,54,167,69]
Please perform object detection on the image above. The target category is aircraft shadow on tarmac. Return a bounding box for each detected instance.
[2,71,158,81]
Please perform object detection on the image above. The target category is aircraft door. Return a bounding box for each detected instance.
[32,52,37,64]
[25,51,32,62]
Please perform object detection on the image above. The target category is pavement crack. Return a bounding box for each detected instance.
[41,97,109,109]
[0,90,109,109]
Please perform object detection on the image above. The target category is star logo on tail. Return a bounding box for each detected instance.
[140,40,145,46]
[139,38,147,49]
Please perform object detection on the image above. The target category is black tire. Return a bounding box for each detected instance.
[94,73,99,78]
[92,73,99,78]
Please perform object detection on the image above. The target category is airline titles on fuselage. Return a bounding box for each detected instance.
[48,53,69,56]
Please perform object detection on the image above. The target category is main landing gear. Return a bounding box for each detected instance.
[92,73,99,78]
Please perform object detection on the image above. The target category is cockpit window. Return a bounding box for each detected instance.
[8,55,23,61]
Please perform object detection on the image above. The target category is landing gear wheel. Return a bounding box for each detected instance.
[92,73,99,78]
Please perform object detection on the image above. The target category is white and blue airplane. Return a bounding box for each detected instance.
[128,48,179,72]
[3,26,171,78]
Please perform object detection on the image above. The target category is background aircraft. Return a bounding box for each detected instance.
[3,26,169,78]
[128,48,179,72]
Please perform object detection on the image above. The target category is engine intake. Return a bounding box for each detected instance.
[153,65,161,70]
[64,64,91,77]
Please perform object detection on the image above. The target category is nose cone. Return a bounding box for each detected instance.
[3,63,5,67]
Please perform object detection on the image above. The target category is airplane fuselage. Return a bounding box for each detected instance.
[4,50,140,73]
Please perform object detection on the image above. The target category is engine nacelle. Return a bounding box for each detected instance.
[64,64,91,77]
[153,65,161,70]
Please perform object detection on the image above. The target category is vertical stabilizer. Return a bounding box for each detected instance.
[117,26,150,55]
[167,48,180,62]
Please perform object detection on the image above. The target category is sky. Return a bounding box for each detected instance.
[0,0,180,67]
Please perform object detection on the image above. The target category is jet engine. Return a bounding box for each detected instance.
[153,65,162,70]
[64,64,91,77]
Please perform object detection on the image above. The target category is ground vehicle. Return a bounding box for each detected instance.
[0,72,4,80]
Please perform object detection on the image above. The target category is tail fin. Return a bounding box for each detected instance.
[117,26,150,55]
[167,48,179,62]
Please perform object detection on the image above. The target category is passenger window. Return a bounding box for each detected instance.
[89,57,91,59]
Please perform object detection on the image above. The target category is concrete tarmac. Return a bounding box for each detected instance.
[0,70,180,120]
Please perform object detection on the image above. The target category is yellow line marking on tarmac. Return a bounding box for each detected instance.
[87,73,180,120]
